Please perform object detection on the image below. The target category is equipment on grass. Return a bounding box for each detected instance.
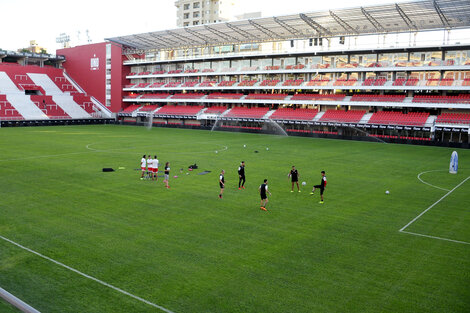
[302,182,306,186]
[449,151,458,174]
[385,190,390,194]
[102,168,114,172]
[243,144,246,148]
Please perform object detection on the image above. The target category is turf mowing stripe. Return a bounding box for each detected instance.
[400,230,470,246]
[400,175,470,232]
[0,235,176,313]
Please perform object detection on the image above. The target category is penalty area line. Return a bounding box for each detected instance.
[399,175,470,246]
[0,235,176,313]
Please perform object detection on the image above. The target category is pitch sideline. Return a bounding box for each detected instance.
[0,235,176,313]
[399,175,470,245]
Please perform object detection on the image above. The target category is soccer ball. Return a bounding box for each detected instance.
[302,182,307,186]
[385,190,390,194]
[243,144,246,148]
[215,150,218,154]
[266,147,269,151]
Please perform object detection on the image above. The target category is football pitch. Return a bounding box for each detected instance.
[0,125,469,313]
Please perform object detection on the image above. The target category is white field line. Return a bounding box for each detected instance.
[0,235,175,313]
[399,175,470,245]
[400,230,470,245]
[417,170,450,191]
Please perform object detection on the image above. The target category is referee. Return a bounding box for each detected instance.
[238,161,246,190]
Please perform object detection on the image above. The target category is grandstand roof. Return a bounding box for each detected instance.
[107,0,470,52]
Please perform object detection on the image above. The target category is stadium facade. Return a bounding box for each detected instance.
[1,0,470,147]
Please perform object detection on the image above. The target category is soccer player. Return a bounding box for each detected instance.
[238,161,245,190]
[288,165,300,192]
[310,171,327,204]
[140,155,146,180]
[147,155,154,180]
[259,179,271,211]
[164,162,170,189]
[219,170,225,199]
[153,155,159,181]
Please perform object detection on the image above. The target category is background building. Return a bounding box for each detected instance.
[175,0,236,27]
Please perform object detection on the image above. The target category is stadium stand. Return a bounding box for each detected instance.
[155,105,203,116]
[204,106,228,114]
[245,94,287,100]
[171,93,205,99]
[206,93,244,99]
[320,110,366,123]
[140,93,171,99]
[224,106,269,118]
[436,113,470,124]
[368,111,430,126]
[270,108,318,120]
[351,94,406,102]
[291,94,345,101]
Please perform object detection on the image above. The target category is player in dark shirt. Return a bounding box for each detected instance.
[219,170,225,199]
[238,161,245,190]
[164,162,170,189]
[288,165,300,193]
[259,179,271,211]
[310,171,327,203]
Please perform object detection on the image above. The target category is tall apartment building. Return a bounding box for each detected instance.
[175,0,235,27]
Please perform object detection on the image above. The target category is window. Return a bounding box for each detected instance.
[193,2,200,8]
[184,3,190,10]
[184,13,189,19]
[184,22,189,27]
[193,11,199,18]
[193,21,199,25]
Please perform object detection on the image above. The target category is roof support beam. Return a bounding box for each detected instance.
[248,19,281,39]
[204,25,240,42]
[149,33,178,46]
[166,30,198,46]
[225,22,258,41]
[299,13,331,37]
[395,4,418,31]
[361,7,386,33]
[433,0,451,29]
[329,10,358,35]
[134,35,162,48]
[273,17,301,36]
[184,27,212,44]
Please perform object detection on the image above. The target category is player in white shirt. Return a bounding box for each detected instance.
[140,155,147,180]
[147,155,154,180]
[153,155,159,181]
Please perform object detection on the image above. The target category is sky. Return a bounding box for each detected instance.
[0,0,412,54]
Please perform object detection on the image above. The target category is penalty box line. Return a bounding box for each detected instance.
[0,235,176,313]
[399,175,470,245]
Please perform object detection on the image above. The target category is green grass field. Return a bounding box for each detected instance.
[0,125,469,313]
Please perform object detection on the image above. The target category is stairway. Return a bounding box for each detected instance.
[0,72,48,120]
[28,73,91,118]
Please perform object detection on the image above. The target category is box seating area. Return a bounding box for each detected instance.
[291,94,345,101]
[184,69,199,73]
[265,66,281,71]
[306,78,330,86]
[334,78,357,86]
[285,64,305,70]
[362,78,376,86]
[439,78,454,86]
[406,78,419,86]
[374,78,387,86]
[436,113,470,124]
[182,81,198,88]
[149,82,165,88]
[245,93,287,100]
[238,80,258,87]
[125,83,136,88]
[218,81,237,87]
[168,70,182,74]
[282,79,304,86]
[260,80,280,86]
[206,93,243,99]
[351,94,406,102]
[202,69,215,73]
[171,93,205,99]
[204,106,227,114]
[138,71,151,76]
[139,105,160,112]
[164,81,182,88]
[393,78,406,86]
[368,111,429,126]
[320,110,366,123]
[224,106,269,118]
[426,78,440,86]
[241,66,258,71]
[412,95,470,104]
[463,78,470,86]
[152,71,165,75]
[270,108,318,120]
[122,104,141,113]
[155,105,204,116]
[140,93,171,99]
[136,83,150,88]
[199,80,217,87]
